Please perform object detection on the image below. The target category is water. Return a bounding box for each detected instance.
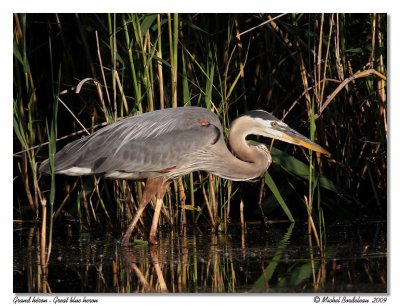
[13,221,386,293]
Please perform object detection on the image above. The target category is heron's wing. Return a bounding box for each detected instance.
[43,107,222,178]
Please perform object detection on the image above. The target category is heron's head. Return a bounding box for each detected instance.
[241,110,330,156]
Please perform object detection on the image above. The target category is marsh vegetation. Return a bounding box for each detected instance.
[13,13,387,293]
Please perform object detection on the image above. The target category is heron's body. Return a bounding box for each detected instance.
[40,106,329,245]
[41,107,268,181]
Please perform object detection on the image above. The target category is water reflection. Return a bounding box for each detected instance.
[13,222,387,293]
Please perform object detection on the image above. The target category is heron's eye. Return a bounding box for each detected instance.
[271,121,277,127]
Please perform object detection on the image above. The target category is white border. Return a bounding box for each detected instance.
[3,1,398,305]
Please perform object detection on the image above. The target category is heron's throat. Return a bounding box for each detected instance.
[222,116,272,180]
[229,116,261,162]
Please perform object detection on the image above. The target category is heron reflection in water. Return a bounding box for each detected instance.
[40,107,329,245]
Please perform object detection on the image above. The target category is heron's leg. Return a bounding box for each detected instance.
[149,197,163,245]
[121,197,150,246]
[148,181,170,245]
[121,178,163,246]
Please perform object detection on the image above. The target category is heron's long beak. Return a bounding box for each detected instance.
[268,124,330,156]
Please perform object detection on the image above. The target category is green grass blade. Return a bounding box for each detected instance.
[263,172,294,222]
[13,101,30,152]
[271,147,338,194]
[140,14,157,33]
[182,48,190,106]
[205,58,215,109]
[225,70,241,101]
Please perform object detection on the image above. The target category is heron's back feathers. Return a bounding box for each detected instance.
[39,107,224,179]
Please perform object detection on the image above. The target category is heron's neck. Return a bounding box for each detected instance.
[214,116,272,181]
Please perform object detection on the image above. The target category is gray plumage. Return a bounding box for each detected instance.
[39,106,329,245]
[40,107,252,180]
[40,106,328,181]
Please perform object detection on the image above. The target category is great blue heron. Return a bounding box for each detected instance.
[40,107,329,245]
